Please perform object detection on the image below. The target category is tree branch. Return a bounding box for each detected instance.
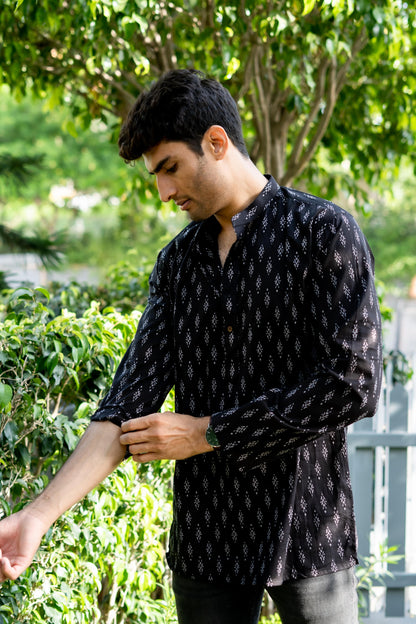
[287,57,330,169]
[252,46,272,171]
[271,107,296,181]
[203,0,216,28]
[283,58,337,185]
[335,27,368,96]
[281,27,368,187]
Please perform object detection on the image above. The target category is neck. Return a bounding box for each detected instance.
[215,158,266,233]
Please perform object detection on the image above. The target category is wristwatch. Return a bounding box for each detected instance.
[206,424,220,449]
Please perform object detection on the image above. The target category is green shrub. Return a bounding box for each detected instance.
[0,286,175,623]
[46,260,152,318]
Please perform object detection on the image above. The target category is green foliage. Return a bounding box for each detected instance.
[0,146,66,269]
[0,153,44,186]
[384,350,414,386]
[0,287,139,409]
[0,87,185,278]
[0,286,175,623]
[259,613,282,624]
[0,224,66,269]
[356,543,404,620]
[44,259,153,317]
[0,87,123,203]
[358,167,416,292]
[1,0,415,206]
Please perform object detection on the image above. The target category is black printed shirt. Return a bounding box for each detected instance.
[92,176,383,586]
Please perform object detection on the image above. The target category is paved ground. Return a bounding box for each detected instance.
[1,253,99,288]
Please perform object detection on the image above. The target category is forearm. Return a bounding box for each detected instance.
[28,420,125,530]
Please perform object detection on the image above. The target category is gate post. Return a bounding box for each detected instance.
[386,383,409,617]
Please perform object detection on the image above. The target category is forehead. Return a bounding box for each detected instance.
[143,140,194,173]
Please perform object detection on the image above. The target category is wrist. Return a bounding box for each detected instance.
[20,501,55,535]
[193,416,214,454]
[27,486,67,530]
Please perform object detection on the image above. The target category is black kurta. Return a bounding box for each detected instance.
[92,176,383,586]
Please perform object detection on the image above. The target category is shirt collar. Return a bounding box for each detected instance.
[231,175,279,238]
[194,175,280,255]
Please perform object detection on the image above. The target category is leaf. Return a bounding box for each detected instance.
[62,119,78,138]
[0,382,13,408]
[15,443,31,466]
[75,402,92,419]
[3,421,18,443]
[290,0,304,15]
[35,286,50,301]
[45,351,60,374]
[9,287,33,300]
[224,57,240,80]
[302,0,316,15]
[63,422,80,450]
[85,57,96,75]
[0,603,13,614]
[43,605,64,620]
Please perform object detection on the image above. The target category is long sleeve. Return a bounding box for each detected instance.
[91,250,175,427]
[210,204,383,470]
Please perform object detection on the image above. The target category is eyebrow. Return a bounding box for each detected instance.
[148,156,172,176]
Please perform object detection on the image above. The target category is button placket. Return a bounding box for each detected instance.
[220,246,241,388]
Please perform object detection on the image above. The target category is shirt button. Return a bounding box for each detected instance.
[227,325,233,333]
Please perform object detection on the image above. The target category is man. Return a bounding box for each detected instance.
[0,69,382,623]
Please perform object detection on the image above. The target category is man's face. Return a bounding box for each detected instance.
[143,139,225,222]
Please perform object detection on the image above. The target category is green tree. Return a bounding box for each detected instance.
[1,0,415,209]
[0,86,185,275]
[358,164,416,291]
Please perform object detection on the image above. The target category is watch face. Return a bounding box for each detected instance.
[206,425,220,448]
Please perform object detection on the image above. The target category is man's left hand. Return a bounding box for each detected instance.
[119,412,213,462]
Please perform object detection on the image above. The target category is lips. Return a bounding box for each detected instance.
[177,199,191,211]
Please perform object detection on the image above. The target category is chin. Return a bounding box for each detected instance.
[187,211,206,223]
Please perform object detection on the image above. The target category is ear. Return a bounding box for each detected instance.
[203,125,228,160]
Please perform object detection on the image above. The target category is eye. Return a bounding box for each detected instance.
[166,163,177,174]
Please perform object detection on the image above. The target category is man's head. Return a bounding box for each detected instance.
[118,69,249,162]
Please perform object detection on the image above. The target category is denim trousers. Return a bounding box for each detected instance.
[172,567,359,624]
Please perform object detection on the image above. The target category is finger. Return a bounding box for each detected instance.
[119,430,148,445]
[121,415,154,433]
[132,452,158,463]
[127,442,152,456]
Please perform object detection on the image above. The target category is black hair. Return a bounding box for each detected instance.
[118,69,249,161]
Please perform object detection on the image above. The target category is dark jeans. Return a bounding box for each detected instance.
[173,567,358,624]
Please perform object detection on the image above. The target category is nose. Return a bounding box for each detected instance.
[156,174,176,203]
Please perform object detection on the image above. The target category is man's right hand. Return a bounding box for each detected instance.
[0,508,49,582]
[0,421,125,583]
